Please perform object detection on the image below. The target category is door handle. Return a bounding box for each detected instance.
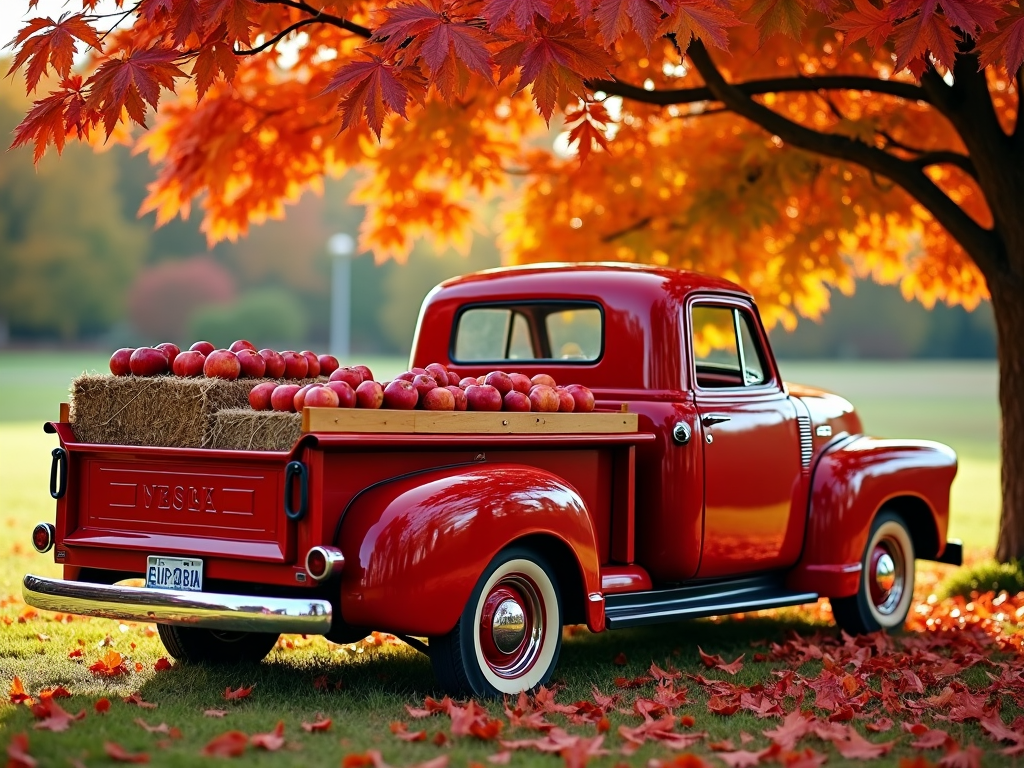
[701,414,731,427]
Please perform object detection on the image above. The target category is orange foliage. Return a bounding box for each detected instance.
[7,0,1021,326]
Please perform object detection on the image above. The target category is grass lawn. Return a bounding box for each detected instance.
[0,355,1015,766]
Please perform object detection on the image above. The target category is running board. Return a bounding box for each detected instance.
[603,575,819,629]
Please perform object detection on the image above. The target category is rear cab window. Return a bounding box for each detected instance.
[452,303,603,363]
[690,304,770,389]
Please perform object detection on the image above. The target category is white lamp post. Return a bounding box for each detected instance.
[328,233,355,361]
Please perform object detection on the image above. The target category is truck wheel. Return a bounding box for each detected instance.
[157,625,279,664]
[831,510,915,634]
[429,546,562,698]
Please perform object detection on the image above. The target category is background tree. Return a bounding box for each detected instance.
[7,0,1023,558]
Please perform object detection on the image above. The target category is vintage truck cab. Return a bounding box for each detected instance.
[25,264,961,697]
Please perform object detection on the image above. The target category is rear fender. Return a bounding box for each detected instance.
[337,463,602,636]
[787,437,957,597]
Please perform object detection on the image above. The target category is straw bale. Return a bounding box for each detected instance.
[69,374,316,448]
[207,410,303,452]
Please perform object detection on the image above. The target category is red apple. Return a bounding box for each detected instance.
[305,385,340,409]
[425,363,449,384]
[249,382,277,411]
[301,351,321,377]
[447,371,461,386]
[484,371,513,396]
[412,374,438,402]
[330,367,363,389]
[204,349,241,380]
[509,373,533,395]
[410,367,428,376]
[459,377,478,389]
[422,387,455,411]
[156,343,180,367]
[529,384,559,412]
[383,379,418,410]
[327,381,358,408]
[293,383,318,411]
[271,384,301,412]
[129,347,168,376]
[566,384,595,413]
[531,373,558,388]
[556,387,575,412]
[355,380,384,409]
[236,348,267,378]
[446,385,468,411]
[259,349,286,378]
[281,351,308,379]
[172,350,206,377]
[504,390,531,412]
[396,371,416,382]
[230,339,256,353]
[318,355,340,376]
[190,340,215,356]
[352,365,373,382]
[109,348,134,376]
[476,375,487,385]
[465,384,503,411]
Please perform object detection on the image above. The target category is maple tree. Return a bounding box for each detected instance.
[7,0,1024,557]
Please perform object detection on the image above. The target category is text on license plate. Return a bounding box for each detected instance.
[146,556,203,591]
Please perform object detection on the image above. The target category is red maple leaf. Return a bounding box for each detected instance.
[832,0,893,49]
[170,0,204,46]
[202,730,249,757]
[84,46,186,137]
[659,1,742,51]
[153,658,172,672]
[38,687,71,700]
[708,694,740,715]
[103,741,150,764]
[832,730,895,760]
[6,733,35,768]
[303,717,333,733]
[911,728,953,750]
[763,710,813,750]
[939,745,985,768]
[134,718,171,734]
[978,10,1024,75]
[223,684,255,701]
[482,0,554,30]
[32,699,86,732]
[251,721,286,751]
[6,13,101,92]
[89,650,130,677]
[325,55,410,138]
[613,651,628,666]
[203,709,229,717]
[201,0,258,44]
[191,39,238,100]
[495,17,613,121]
[8,676,33,705]
[68,648,83,658]
[95,698,111,714]
[391,721,427,741]
[893,1,958,72]
[595,0,666,48]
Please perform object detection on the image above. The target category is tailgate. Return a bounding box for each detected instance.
[52,423,297,564]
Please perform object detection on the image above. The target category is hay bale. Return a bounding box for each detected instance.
[69,374,315,448]
[208,410,303,451]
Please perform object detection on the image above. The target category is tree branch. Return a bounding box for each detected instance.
[235,18,321,55]
[877,130,978,179]
[602,216,653,242]
[254,0,372,38]
[587,74,930,107]
[685,39,1001,276]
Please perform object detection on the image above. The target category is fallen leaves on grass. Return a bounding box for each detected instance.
[6,733,35,768]
[203,709,229,718]
[104,741,150,763]
[303,716,333,732]
[8,676,33,705]
[223,684,254,701]
[391,721,426,741]
[202,730,248,757]
[124,692,157,709]
[89,650,128,677]
[31,698,86,732]
[95,698,111,714]
[38,686,71,700]
[698,647,745,675]
[153,657,172,671]
[251,721,285,751]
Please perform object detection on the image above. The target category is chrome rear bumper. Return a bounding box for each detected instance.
[23,574,332,634]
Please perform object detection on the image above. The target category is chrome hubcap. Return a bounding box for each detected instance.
[869,537,905,615]
[491,598,526,654]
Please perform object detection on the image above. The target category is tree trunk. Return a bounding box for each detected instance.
[992,279,1024,561]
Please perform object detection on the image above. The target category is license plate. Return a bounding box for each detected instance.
[146,556,203,592]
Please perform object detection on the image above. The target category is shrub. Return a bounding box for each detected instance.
[128,257,236,342]
[188,288,308,349]
[939,558,1024,599]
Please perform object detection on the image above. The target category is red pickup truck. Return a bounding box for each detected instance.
[24,264,961,697]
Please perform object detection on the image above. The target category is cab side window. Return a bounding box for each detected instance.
[691,304,769,389]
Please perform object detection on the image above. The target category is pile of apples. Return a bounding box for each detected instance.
[250,363,595,414]
[109,340,341,381]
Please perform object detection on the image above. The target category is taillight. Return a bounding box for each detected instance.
[304,546,344,581]
[32,523,55,554]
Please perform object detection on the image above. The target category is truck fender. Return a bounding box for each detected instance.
[336,463,603,636]
[786,437,957,597]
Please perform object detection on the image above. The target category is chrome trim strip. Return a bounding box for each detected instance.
[22,574,332,634]
[796,414,813,471]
